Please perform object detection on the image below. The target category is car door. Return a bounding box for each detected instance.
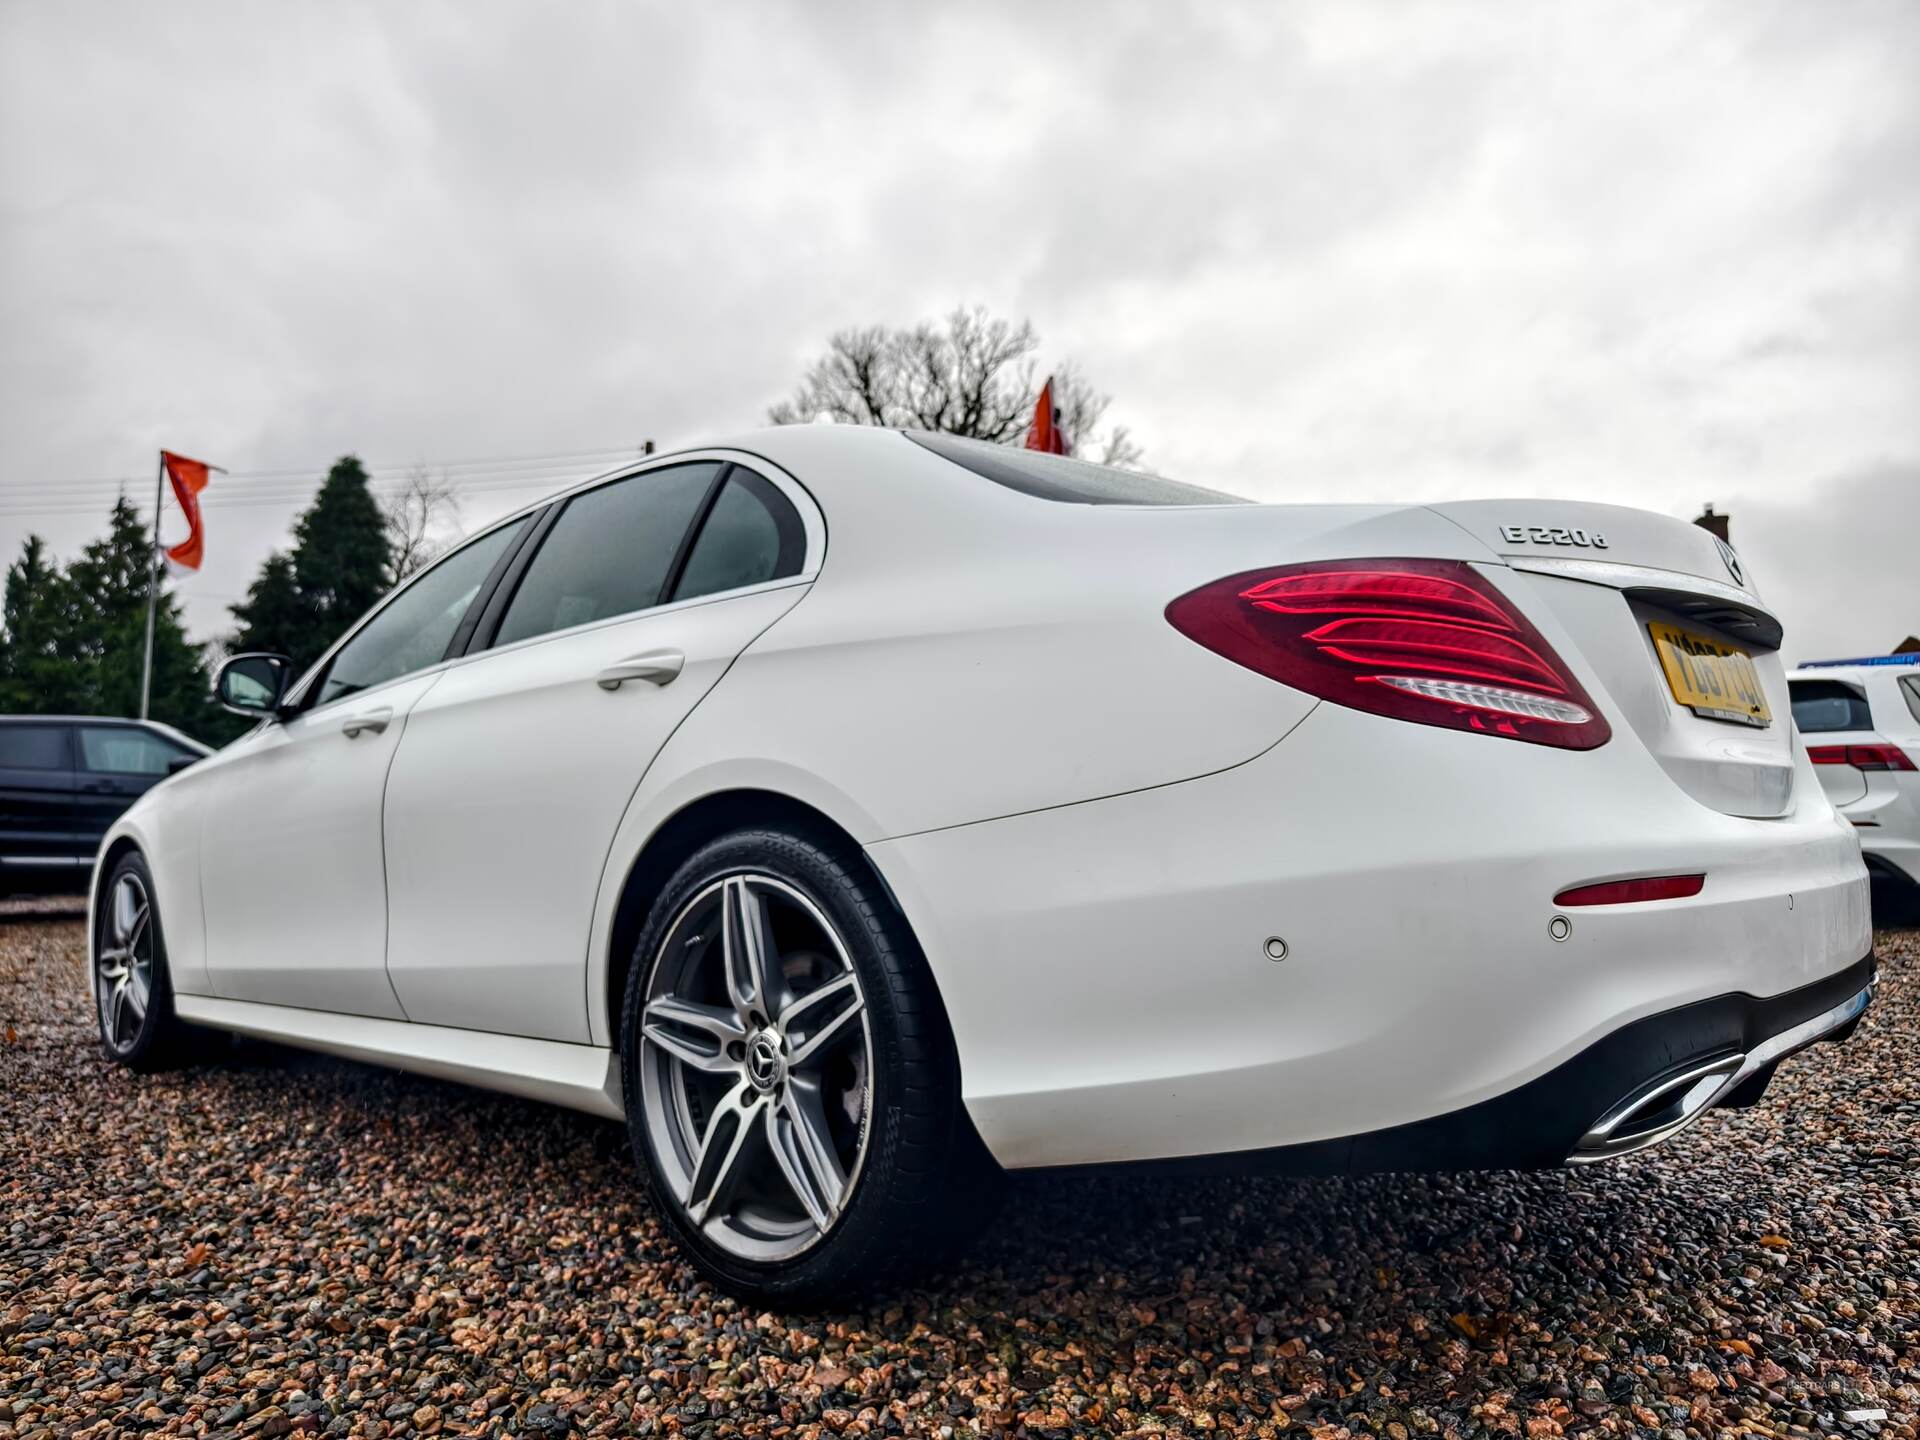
[381,461,814,1041]
[198,516,530,1017]
[71,724,198,848]
[0,722,81,881]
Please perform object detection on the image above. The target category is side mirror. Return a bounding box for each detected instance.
[216,652,294,719]
[166,755,200,775]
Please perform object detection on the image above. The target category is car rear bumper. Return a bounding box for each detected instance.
[1089,951,1873,1177]
[870,700,1874,1170]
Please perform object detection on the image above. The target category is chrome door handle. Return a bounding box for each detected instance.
[597,649,685,690]
[341,707,393,738]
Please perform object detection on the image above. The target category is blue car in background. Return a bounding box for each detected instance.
[0,716,209,893]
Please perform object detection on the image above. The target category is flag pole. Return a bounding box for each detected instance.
[139,452,165,720]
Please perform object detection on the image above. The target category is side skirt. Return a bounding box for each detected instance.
[173,994,626,1120]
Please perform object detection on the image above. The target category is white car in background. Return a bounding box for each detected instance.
[89,427,1874,1303]
[1788,655,1920,921]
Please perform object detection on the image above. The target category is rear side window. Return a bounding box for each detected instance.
[908,431,1247,506]
[1903,676,1920,726]
[1789,680,1872,733]
[0,724,70,769]
[494,463,720,648]
[78,727,191,776]
[671,469,805,602]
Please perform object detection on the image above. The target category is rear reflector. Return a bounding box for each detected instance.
[1807,743,1916,771]
[1165,559,1611,749]
[1554,874,1705,907]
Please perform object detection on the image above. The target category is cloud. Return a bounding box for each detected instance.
[0,0,1914,664]
[1732,459,1920,662]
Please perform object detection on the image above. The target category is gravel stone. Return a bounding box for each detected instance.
[3,903,1915,1437]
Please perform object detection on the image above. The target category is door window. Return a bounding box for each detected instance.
[0,725,70,769]
[493,463,719,648]
[314,517,528,708]
[670,468,805,602]
[78,728,193,776]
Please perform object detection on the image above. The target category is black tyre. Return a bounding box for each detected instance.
[92,850,191,1071]
[620,824,994,1305]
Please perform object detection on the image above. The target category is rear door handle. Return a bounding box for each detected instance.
[597,649,685,690]
[341,707,393,738]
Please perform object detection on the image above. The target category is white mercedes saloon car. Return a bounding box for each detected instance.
[1788,654,1920,922]
[92,426,1875,1303]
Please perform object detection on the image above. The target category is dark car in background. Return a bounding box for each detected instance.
[0,716,210,893]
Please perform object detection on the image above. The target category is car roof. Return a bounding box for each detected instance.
[1789,659,1920,679]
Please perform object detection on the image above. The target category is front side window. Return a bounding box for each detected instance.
[1788,679,1872,734]
[0,724,69,770]
[78,727,192,776]
[315,517,528,708]
[493,463,719,649]
[671,469,805,602]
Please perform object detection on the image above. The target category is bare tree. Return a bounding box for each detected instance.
[770,305,1144,468]
[383,466,463,585]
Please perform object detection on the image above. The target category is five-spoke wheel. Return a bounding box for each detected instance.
[636,873,873,1261]
[96,869,155,1054]
[92,851,186,1069]
[622,826,990,1304]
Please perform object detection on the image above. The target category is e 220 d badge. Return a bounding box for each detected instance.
[1499,524,1609,549]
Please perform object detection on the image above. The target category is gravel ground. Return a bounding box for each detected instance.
[3,906,1914,1440]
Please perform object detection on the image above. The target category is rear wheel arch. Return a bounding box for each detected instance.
[604,789,916,1054]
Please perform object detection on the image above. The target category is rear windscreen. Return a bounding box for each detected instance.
[908,431,1248,506]
[1789,680,1872,733]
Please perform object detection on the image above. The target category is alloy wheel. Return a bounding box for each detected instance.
[96,872,154,1053]
[637,873,874,1262]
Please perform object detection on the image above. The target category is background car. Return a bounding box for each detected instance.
[86,427,1872,1304]
[0,715,208,893]
[1788,654,1920,922]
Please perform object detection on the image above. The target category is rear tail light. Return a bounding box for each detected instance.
[1166,559,1611,749]
[1554,873,1704,906]
[1808,744,1916,771]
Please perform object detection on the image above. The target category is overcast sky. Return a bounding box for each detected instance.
[2,0,1914,661]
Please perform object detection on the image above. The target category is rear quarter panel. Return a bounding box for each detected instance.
[583,432,1498,1043]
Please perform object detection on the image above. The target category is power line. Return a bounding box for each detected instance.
[0,447,650,520]
[0,444,650,494]
[0,455,641,504]
[0,474,593,520]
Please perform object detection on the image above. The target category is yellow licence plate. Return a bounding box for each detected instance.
[1649,621,1772,727]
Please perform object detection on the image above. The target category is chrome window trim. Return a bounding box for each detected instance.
[276,448,823,724]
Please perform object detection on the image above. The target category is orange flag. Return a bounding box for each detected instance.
[160,450,221,572]
[1025,376,1070,455]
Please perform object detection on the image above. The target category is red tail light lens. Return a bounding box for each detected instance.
[1554,874,1704,906]
[1810,743,1916,771]
[1166,559,1611,749]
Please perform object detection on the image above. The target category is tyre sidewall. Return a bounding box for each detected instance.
[94,851,178,1071]
[621,826,959,1305]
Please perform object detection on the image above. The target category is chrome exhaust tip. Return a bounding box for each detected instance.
[1566,978,1874,1166]
[1569,1052,1745,1164]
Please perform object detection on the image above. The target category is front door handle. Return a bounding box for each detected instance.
[597,649,685,690]
[341,707,393,738]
